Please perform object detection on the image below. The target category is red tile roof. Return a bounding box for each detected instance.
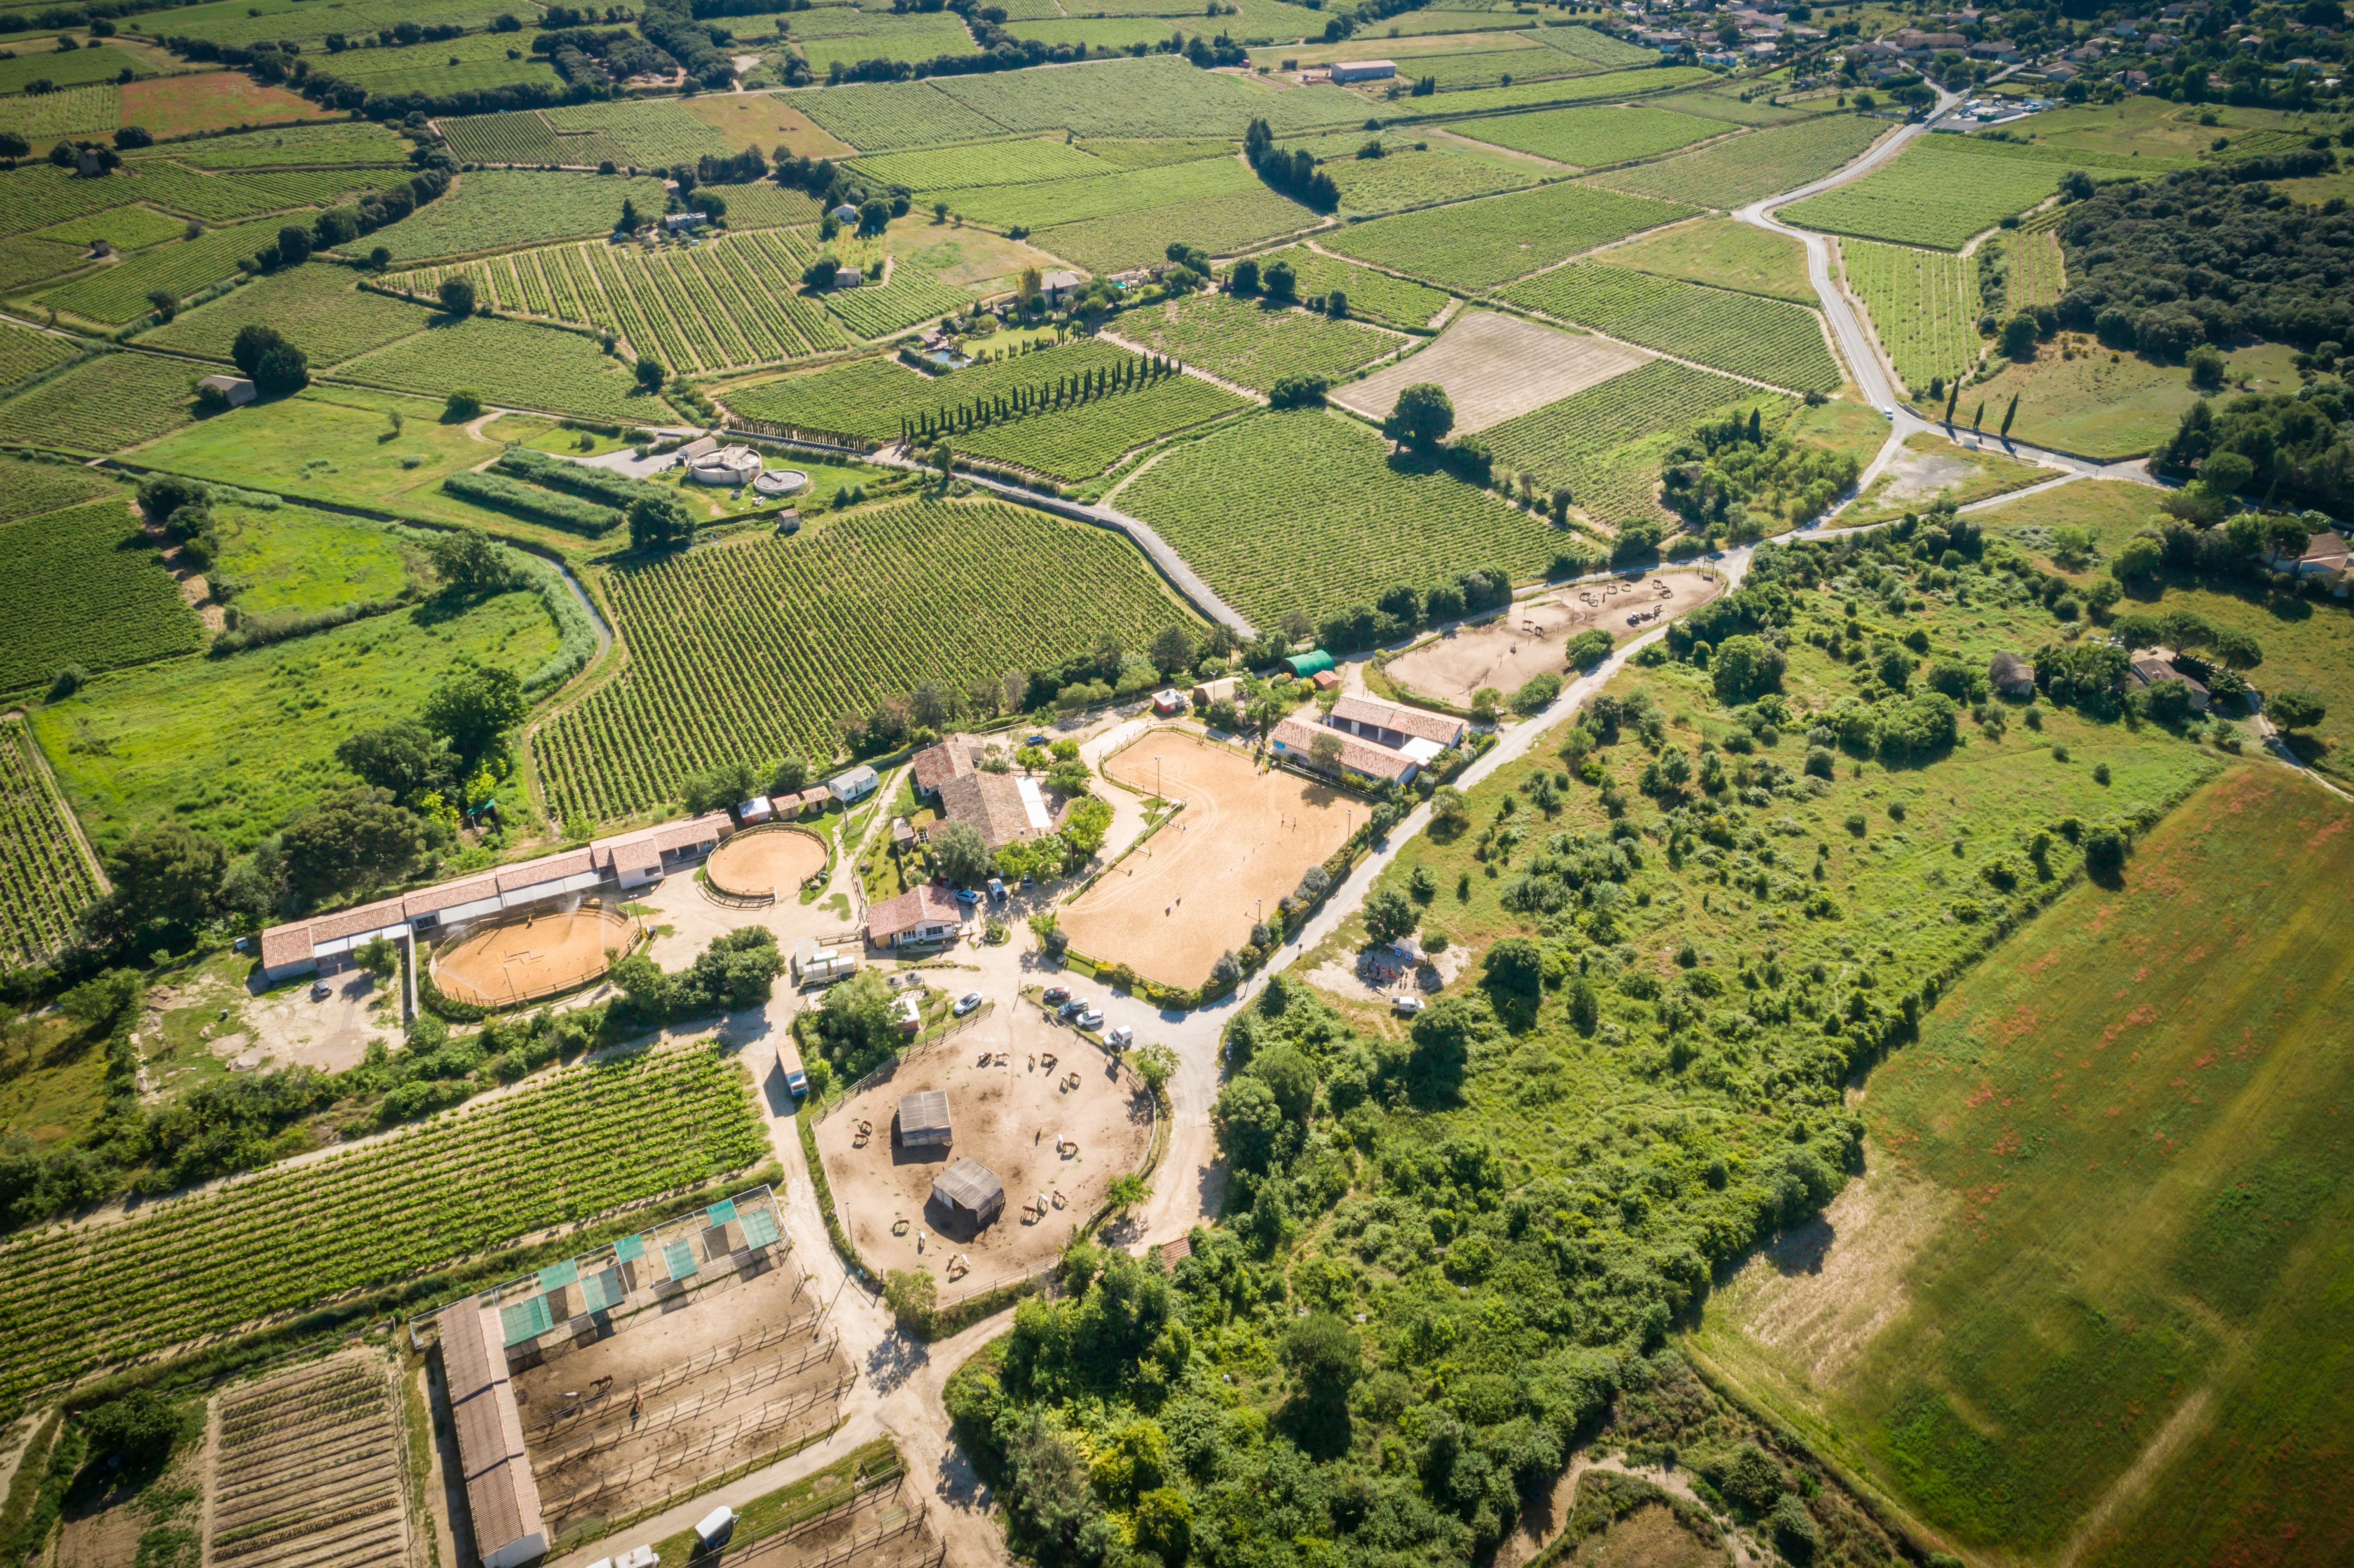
[867,884,963,941]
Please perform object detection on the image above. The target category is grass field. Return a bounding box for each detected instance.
[1840,237,1982,395]
[1692,766,2354,1566]
[1322,177,1694,290]
[1481,355,1780,524]
[117,70,340,136]
[334,314,676,423]
[34,584,558,849]
[1780,134,2068,250]
[0,350,196,452]
[1955,339,2299,460]
[534,498,1199,819]
[2001,227,2066,308]
[1503,261,1842,393]
[0,717,100,967]
[0,494,203,695]
[1838,429,2048,526]
[1600,215,1814,303]
[209,500,417,618]
[1588,113,1890,210]
[1109,291,1401,393]
[363,170,672,262]
[1324,143,1541,215]
[139,264,430,366]
[1446,103,1728,168]
[1116,409,1557,627]
[920,156,1267,233]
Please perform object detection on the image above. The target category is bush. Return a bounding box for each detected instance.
[444,387,483,420]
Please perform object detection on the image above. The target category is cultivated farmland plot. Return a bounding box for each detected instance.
[363,170,673,262]
[1255,245,1451,331]
[125,120,409,170]
[0,495,203,694]
[2004,228,2066,308]
[0,350,196,452]
[140,265,432,367]
[1323,146,1541,215]
[1373,47,1600,92]
[1779,134,2067,251]
[0,718,101,967]
[0,83,119,142]
[0,1046,764,1412]
[820,263,974,339]
[31,204,189,252]
[0,320,77,389]
[1388,65,1713,121]
[0,234,94,294]
[788,79,1013,152]
[1502,261,1843,393]
[1840,237,1981,395]
[849,135,1118,193]
[953,371,1249,480]
[919,156,1266,233]
[1110,291,1402,393]
[1333,308,1647,433]
[1116,410,1559,628]
[725,341,1141,442]
[1585,113,1890,210]
[1480,355,1787,524]
[1535,23,1664,68]
[1445,104,1728,169]
[126,0,522,50]
[934,55,1366,140]
[299,33,560,98]
[0,44,142,94]
[1322,178,1694,291]
[37,216,287,323]
[534,498,1196,819]
[1034,187,1323,274]
[787,10,981,72]
[334,314,676,422]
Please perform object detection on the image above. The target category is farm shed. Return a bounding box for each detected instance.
[828,765,879,804]
[834,265,863,289]
[931,1157,1005,1226]
[794,936,856,985]
[1990,651,2036,698]
[1192,676,1238,706]
[437,1300,547,1568]
[1329,693,1464,750]
[1152,688,1187,715]
[1329,59,1397,81]
[736,795,773,825]
[899,1088,953,1148]
[1286,650,1336,679]
[197,374,256,407]
[1311,670,1340,692]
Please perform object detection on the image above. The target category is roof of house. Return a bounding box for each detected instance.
[2129,651,2209,692]
[933,1156,1003,1213]
[306,896,407,943]
[867,884,963,940]
[911,735,986,795]
[830,764,878,791]
[403,874,501,917]
[1329,693,1464,745]
[937,769,1050,849]
[259,922,315,971]
[900,1088,951,1138]
[1040,269,1083,289]
[498,848,594,892]
[1274,715,1417,782]
[197,374,253,392]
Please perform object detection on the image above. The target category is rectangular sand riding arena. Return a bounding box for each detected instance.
[1382,569,1722,708]
[1059,731,1357,989]
[1331,308,1650,433]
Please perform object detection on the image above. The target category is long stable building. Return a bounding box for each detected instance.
[257,813,729,982]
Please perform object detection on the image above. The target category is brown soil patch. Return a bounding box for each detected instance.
[1383,570,1719,706]
[677,91,854,158]
[1330,309,1648,434]
[1059,733,1355,989]
[816,1006,1153,1292]
[120,72,341,137]
[1568,1502,1728,1566]
[430,905,638,1009]
[708,827,828,899]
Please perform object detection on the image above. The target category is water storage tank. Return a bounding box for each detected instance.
[753,467,808,497]
[686,444,761,486]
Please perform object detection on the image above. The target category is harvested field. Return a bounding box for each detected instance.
[208,1350,410,1568]
[1059,731,1355,989]
[1330,308,1647,435]
[816,1010,1153,1292]
[430,903,638,1009]
[708,825,829,900]
[1382,569,1717,706]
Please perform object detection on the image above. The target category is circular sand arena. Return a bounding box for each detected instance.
[707,826,828,899]
[432,906,639,1009]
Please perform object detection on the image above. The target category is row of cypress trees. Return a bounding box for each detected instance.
[898,354,1183,443]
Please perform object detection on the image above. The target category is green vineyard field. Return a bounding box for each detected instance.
[1323,146,1540,215]
[1392,65,1711,120]
[1840,237,1980,395]
[0,83,118,142]
[1779,134,2067,251]
[0,1046,765,1412]
[953,371,1250,480]
[1587,113,1889,210]
[1110,291,1401,393]
[792,79,1014,153]
[2005,228,2066,308]
[726,339,1140,442]
[932,56,1364,140]
[31,204,188,252]
[1117,410,1557,628]
[1502,262,1842,393]
[849,135,1115,193]
[918,156,1266,233]
[1323,178,1694,291]
[787,10,980,73]
[130,120,408,170]
[364,170,673,262]
[1447,104,1727,169]
[387,228,849,374]
[0,351,197,453]
[1034,187,1322,274]
[335,314,677,423]
[142,265,431,367]
[1251,245,1451,331]
[37,217,287,323]
[0,320,77,389]
[536,497,1198,818]
[0,718,100,968]
[0,495,203,694]
[1481,356,1782,524]
[821,265,974,340]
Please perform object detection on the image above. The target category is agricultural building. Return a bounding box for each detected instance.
[867,884,963,946]
[895,992,922,1033]
[1329,59,1397,81]
[753,467,807,497]
[937,769,1055,850]
[1286,650,1336,679]
[257,815,727,981]
[1328,694,1463,754]
[1192,676,1238,706]
[737,794,773,825]
[197,373,256,407]
[1990,650,2036,698]
[686,444,761,485]
[1270,714,1420,785]
[828,764,879,804]
[899,1088,953,1148]
[793,936,857,985]
[662,211,707,231]
[437,1299,548,1568]
[2128,651,2210,713]
[1152,689,1187,715]
[831,203,859,223]
[1311,670,1341,692]
[931,1157,1006,1226]
[834,265,864,289]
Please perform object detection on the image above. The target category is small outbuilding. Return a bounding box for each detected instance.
[828,764,879,804]
[931,1156,1005,1227]
[1151,688,1187,716]
[1989,650,2036,699]
[197,373,257,408]
[833,264,864,289]
[736,795,773,825]
[1192,675,1238,706]
[1286,650,1336,679]
[898,1088,952,1149]
[1328,59,1397,81]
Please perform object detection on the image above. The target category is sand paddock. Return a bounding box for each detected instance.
[1059,732,1356,989]
[431,905,638,1008]
[815,1006,1152,1290]
[707,825,828,899]
[1383,569,1721,706]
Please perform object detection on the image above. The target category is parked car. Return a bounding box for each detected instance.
[1026,734,1048,746]
[987,878,1006,902]
[954,991,984,1017]
[1392,995,1426,1016]
[1043,986,1070,1006]
[1057,998,1087,1020]
[310,980,331,1001]
[1106,1025,1134,1049]
[953,887,981,905]
[1075,1009,1105,1031]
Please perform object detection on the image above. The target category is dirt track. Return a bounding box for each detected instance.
[1383,570,1721,706]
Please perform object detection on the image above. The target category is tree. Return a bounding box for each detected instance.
[443,388,482,420]
[1103,1172,1151,1218]
[1264,258,1296,302]
[1362,885,1417,945]
[1132,1042,1177,1095]
[437,276,475,317]
[1430,785,1470,830]
[1149,624,1193,675]
[2268,687,2326,731]
[933,821,990,885]
[336,720,450,803]
[883,1268,938,1332]
[425,527,517,594]
[858,195,889,233]
[1383,383,1454,452]
[929,440,952,480]
[423,666,527,765]
[354,935,398,977]
[629,494,694,551]
[80,1390,182,1468]
[104,824,227,929]
[634,355,665,392]
[1308,731,1345,774]
[1278,608,1314,644]
[620,196,641,232]
[2211,627,2263,669]
[253,339,308,397]
[1482,935,1543,1002]
[279,787,428,902]
[1062,796,1113,857]
[275,223,312,267]
[1281,1312,1362,1407]
[2111,535,2163,583]
[1212,1075,1285,1173]
[229,324,287,379]
[1713,635,1787,703]
[1999,312,2037,359]
[1229,257,1260,295]
[145,287,176,322]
